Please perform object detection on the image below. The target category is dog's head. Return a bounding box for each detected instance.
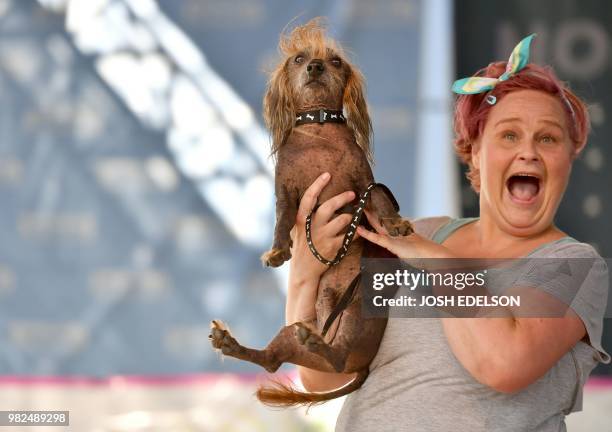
[264,17,372,162]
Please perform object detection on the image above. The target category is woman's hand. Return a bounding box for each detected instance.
[356,210,453,262]
[286,173,356,325]
[289,173,356,285]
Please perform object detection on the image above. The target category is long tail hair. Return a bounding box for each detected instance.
[255,369,368,408]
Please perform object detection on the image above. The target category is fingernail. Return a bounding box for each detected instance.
[322,172,330,180]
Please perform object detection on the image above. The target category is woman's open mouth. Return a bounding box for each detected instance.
[506,173,541,205]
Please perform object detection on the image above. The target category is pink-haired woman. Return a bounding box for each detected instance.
[286,36,609,431]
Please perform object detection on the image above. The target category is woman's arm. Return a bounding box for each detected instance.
[287,262,357,391]
[286,173,358,391]
[356,212,587,393]
[440,312,585,393]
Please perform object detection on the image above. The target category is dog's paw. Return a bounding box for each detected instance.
[209,320,241,356]
[380,217,413,237]
[260,248,291,267]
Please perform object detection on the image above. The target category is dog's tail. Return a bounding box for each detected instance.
[255,369,368,407]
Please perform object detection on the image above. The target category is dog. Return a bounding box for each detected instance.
[209,17,412,407]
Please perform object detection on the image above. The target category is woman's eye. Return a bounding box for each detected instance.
[330,58,342,67]
[294,55,304,64]
[503,132,517,141]
[540,135,556,143]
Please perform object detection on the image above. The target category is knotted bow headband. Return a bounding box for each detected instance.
[452,34,536,105]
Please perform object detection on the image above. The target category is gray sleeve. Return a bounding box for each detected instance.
[569,248,610,364]
[523,242,611,364]
[411,216,452,241]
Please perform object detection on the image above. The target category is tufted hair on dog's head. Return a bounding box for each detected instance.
[263,17,373,163]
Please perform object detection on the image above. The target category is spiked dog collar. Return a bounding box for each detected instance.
[295,109,346,125]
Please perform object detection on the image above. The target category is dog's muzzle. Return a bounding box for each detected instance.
[307,59,325,77]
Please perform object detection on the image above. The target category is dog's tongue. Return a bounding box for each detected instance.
[508,177,538,201]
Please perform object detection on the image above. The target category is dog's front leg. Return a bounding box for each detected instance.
[368,188,413,237]
[261,183,296,267]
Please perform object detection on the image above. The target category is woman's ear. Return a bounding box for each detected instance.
[471,138,481,169]
[571,139,588,160]
[468,138,483,193]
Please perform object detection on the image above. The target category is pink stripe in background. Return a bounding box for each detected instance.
[584,376,612,390]
[0,372,299,387]
[0,373,607,388]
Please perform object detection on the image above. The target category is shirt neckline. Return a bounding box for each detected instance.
[432,217,577,257]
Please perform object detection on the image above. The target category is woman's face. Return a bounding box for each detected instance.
[472,89,576,237]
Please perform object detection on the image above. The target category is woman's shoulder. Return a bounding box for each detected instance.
[530,236,603,259]
[411,216,453,240]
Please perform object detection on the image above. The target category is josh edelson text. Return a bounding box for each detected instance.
[370,268,521,308]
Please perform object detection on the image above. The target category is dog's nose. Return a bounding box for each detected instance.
[307,59,325,76]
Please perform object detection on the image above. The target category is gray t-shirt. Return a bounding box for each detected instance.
[336,217,610,432]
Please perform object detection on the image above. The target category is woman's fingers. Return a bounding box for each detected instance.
[309,233,345,262]
[356,226,391,250]
[325,213,354,236]
[297,172,331,223]
[316,191,355,223]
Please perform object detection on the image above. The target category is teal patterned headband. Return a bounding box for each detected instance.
[452,34,536,105]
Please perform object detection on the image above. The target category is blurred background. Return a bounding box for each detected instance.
[0,0,609,430]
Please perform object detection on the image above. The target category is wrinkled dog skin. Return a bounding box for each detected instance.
[209,18,412,407]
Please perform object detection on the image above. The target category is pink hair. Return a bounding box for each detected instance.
[454,62,591,192]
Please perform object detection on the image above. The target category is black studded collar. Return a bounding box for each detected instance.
[295,109,346,125]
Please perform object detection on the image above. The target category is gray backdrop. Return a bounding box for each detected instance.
[0,0,420,375]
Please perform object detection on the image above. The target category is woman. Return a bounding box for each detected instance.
[286,36,610,431]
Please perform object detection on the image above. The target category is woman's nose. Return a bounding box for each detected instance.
[517,140,540,162]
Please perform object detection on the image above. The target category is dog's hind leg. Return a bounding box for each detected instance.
[295,299,380,373]
[294,320,348,372]
[209,319,343,373]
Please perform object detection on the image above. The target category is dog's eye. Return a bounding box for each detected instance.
[294,55,304,64]
[331,58,342,67]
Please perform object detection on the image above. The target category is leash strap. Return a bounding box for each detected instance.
[305,182,399,267]
[305,183,375,266]
[312,183,399,339]
[321,272,361,338]
[295,109,346,126]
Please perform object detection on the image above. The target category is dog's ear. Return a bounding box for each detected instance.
[343,67,373,163]
[263,60,295,161]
